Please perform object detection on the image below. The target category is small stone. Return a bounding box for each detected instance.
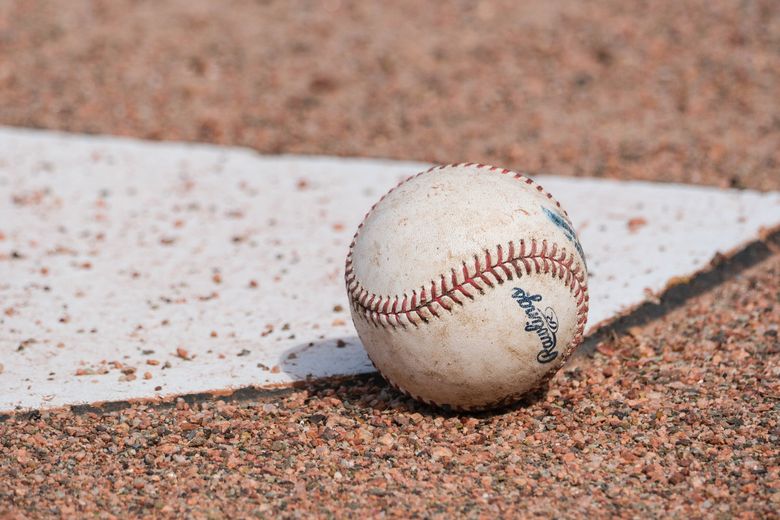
[308,414,327,425]
[355,428,373,443]
[378,433,394,447]
[627,217,648,232]
[430,446,453,460]
[189,435,207,447]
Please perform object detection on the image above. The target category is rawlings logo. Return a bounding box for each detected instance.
[511,287,559,364]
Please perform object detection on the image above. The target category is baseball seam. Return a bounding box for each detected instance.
[345,163,589,411]
[348,238,586,329]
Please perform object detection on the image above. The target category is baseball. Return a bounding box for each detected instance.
[345,163,589,410]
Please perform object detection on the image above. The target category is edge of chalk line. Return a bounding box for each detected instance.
[1,197,776,419]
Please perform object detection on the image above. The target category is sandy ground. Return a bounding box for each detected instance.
[0,0,779,518]
[0,0,778,191]
[1,255,778,518]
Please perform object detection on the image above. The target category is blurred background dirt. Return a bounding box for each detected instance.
[0,0,778,189]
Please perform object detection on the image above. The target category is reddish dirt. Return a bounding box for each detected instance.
[0,0,778,517]
[1,255,778,517]
[0,0,778,191]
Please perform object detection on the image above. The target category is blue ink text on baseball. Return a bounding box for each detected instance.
[512,287,560,364]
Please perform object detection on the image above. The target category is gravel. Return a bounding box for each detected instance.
[1,256,778,517]
[0,0,777,191]
[0,0,778,517]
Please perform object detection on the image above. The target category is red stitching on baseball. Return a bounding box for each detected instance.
[350,237,585,329]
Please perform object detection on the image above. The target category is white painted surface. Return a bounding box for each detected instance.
[1,127,778,411]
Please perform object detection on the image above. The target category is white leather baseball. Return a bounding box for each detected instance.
[346,163,589,410]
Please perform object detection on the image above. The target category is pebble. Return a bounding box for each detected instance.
[377,433,395,448]
[430,447,453,460]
